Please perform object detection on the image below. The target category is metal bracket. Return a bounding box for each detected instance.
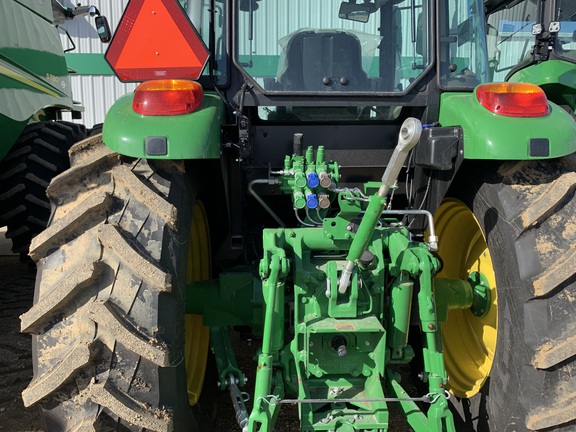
[236,114,251,163]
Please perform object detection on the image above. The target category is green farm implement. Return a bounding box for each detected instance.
[0,0,110,258]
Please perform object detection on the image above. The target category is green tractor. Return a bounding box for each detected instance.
[0,0,110,259]
[20,0,576,431]
[485,0,576,114]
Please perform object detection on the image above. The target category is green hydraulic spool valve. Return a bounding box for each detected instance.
[317,146,325,164]
[305,145,314,164]
[293,191,306,209]
[294,172,307,189]
[338,118,423,293]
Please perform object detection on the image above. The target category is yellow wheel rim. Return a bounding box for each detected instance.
[435,199,498,398]
[184,201,211,406]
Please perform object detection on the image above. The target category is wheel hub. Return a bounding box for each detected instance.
[468,271,491,318]
[434,199,498,399]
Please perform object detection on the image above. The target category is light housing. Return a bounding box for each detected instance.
[133,80,203,116]
[476,83,549,118]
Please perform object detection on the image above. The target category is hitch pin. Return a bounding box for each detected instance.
[227,374,249,432]
[338,118,422,294]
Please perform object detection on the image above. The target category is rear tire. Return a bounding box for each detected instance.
[21,135,210,431]
[0,121,86,258]
[438,156,576,431]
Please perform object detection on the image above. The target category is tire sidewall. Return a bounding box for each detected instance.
[448,161,541,431]
[470,177,530,431]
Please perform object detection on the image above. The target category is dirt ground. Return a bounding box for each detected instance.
[0,252,411,432]
[0,255,42,432]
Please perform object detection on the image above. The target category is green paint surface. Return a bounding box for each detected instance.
[102,92,224,159]
[508,60,576,112]
[439,92,576,159]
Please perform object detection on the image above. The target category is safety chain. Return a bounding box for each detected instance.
[257,390,451,406]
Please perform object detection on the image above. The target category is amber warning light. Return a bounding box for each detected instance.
[476,83,550,118]
[104,0,210,82]
[133,80,203,116]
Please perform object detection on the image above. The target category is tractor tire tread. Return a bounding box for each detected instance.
[0,121,86,254]
[89,380,172,432]
[87,300,170,367]
[455,157,576,431]
[29,190,114,261]
[20,261,100,333]
[23,136,193,431]
[96,224,172,292]
[22,341,95,407]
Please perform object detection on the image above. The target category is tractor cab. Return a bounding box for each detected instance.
[154,0,491,100]
[232,0,487,97]
[225,0,490,119]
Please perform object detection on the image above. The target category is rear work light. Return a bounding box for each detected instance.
[133,80,203,116]
[476,82,549,118]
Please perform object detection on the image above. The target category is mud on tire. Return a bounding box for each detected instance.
[0,121,86,258]
[448,155,576,431]
[21,135,199,431]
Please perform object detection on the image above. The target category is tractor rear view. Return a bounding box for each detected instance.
[21,0,576,431]
[0,0,110,259]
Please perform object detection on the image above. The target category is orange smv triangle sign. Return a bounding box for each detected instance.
[105,0,210,82]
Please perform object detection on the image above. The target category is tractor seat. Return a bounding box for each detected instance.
[277,30,370,92]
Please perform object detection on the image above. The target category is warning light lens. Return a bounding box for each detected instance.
[133,80,203,116]
[476,83,549,117]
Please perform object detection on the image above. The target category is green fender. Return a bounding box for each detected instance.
[507,60,576,113]
[102,92,224,159]
[439,91,576,160]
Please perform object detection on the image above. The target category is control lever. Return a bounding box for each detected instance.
[338,118,422,294]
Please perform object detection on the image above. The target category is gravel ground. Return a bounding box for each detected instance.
[0,253,412,432]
